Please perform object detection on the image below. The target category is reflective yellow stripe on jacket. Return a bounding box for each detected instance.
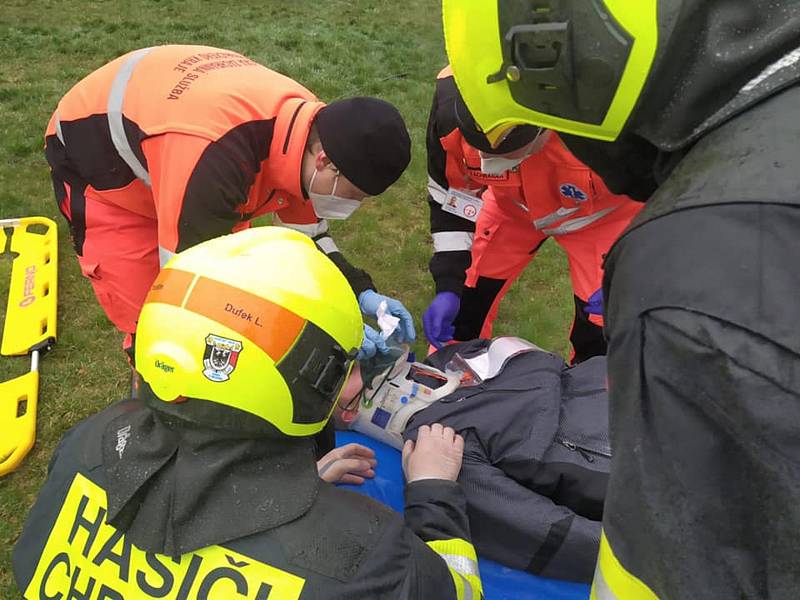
[24,473,307,599]
[427,538,483,600]
[591,532,660,600]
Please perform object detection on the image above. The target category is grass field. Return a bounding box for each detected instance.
[0,1,573,594]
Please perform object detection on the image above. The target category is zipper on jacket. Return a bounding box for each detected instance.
[556,437,611,463]
[282,101,306,154]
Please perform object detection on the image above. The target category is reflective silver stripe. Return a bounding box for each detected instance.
[439,553,480,578]
[512,199,529,213]
[158,246,175,268]
[433,231,473,252]
[533,206,580,230]
[54,111,65,145]
[457,573,474,600]
[742,46,800,93]
[274,214,329,237]
[315,236,339,255]
[592,560,616,600]
[108,47,154,187]
[541,206,616,236]
[427,176,449,205]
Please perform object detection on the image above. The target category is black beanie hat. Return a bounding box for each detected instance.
[315,97,411,196]
[454,92,541,155]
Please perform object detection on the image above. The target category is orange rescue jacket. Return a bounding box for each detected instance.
[426,66,640,294]
[45,45,373,292]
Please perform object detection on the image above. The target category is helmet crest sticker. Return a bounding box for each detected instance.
[203,334,243,382]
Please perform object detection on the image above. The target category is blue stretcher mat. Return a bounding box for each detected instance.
[336,431,591,600]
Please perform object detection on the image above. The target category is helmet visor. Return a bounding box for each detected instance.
[443,0,658,142]
[277,320,358,427]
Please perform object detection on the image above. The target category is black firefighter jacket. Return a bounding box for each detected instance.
[13,398,480,600]
[555,1,800,595]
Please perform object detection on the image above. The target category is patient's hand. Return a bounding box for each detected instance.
[402,423,464,483]
[317,443,377,485]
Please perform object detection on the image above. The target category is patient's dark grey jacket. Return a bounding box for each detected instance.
[404,341,609,583]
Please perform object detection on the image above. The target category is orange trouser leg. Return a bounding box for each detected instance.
[453,202,544,341]
[55,176,159,344]
[80,193,160,337]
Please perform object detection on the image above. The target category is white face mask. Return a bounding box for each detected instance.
[478,130,549,176]
[308,169,362,220]
[479,154,527,176]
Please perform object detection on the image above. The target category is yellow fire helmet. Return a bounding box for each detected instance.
[135,226,363,438]
[442,0,658,143]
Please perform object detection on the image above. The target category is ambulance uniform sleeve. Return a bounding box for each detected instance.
[457,431,601,583]
[404,479,484,599]
[143,133,258,260]
[426,88,476,296]
[273,212,375,295]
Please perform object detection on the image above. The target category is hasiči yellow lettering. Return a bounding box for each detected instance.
[26,473,306,599]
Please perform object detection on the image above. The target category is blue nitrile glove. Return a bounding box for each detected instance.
[423,291,461,350]
[357,324,389,360]
[584,288,604,316]
[357,290,416,343]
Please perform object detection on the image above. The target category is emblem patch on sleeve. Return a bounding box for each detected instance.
[203,334,243,382]
[559,183,588,201]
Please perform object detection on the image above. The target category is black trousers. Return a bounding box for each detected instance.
[454,275,606,364]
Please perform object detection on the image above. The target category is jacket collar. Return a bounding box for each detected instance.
[266,97,326,201]
[102,399,320,557]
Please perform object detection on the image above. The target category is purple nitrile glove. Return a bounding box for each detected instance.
[423,292,461,349]
[584,288,604,316]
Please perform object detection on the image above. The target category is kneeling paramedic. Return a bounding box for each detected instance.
[423,69,641,362]
[338,337,610,583]
[12,227,483,600]
[46,44,415,360]
[444,1,800,598]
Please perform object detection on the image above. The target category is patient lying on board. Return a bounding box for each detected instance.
[334,337,610,583]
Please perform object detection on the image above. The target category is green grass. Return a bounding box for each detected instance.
[0,1,573,595]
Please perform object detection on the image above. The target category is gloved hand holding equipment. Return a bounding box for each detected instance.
[357,324,389,361]
[423,291,461,349]
[358,290,416,343]
[0,217,58,477]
